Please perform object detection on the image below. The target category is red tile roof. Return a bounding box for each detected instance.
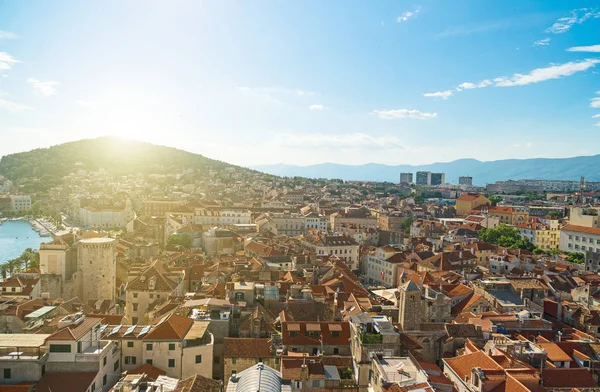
[36,372,96,392]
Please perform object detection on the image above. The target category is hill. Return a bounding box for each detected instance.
[0,137,259,193]
[251,155,600,185]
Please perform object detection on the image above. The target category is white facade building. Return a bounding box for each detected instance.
[10,195,32,211]
[560,224,600,253]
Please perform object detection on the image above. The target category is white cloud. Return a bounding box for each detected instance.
[592,114,600,118]
[566,44,600,53]
[0,98,33,113]
[274,133,405,150]
[595,122,600,127]
[423,90,453,99]
[534,38,551,47]
[545,8,600,34]
[457,80,492,90]
[494,59,600,87]
[27,78,59,97]
[397,7,420,23]
[0,30,18,40]
[591,97,600,108]
[0,52,19,71]
[75,100,96,108]
[308,104,324,111]
[372,109,437,120]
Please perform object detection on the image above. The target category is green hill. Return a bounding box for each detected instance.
[0,137,258,193]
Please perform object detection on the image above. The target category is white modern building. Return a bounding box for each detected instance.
[560,224,600,253]
[10,195,32,211]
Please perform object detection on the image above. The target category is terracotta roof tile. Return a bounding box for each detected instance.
[223,338,272,358]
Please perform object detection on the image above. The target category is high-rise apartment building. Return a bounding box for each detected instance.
[416,171,431,186]
[430,172,445,186]
[399,172,413,184]
[459,176,473,186]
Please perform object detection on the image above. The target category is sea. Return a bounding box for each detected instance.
[0,220,44,263]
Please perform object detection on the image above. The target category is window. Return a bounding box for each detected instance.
[133,293,138,298]
[235,292,245,301]
[275,358,280,365]
[146,343,153,351]
[333,347,340,355]
[3,369,10,379]
[127,341,134,348]
[103,374,107,386]
[77,341,82,353]
[146,359,153,365]
[195,355,202,364]
[114,360,120,372]
[133,303,138,311]
[294,381,302,389]
[91,382,95,392]
[132,317,138,324]
[289,331,298,337]
[103,356,107,366]
[149,293,154,299]
[125,356,137,365]
[169,343,175,350]
[49,344,71,353]
[232,358,237,364]
[168,359,175,368]
[214,356,220,364]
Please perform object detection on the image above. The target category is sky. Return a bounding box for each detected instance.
[0,1,599,167]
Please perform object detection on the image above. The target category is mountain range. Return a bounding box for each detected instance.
[251,155,600,185]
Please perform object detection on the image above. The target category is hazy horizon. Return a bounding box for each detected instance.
[2,1,600,166]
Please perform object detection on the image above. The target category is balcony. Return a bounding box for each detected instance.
[0,347,48,362]
[75,340,114,363]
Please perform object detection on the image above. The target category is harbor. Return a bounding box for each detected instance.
[0,220,44,263]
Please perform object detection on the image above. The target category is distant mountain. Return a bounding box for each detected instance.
[0,137,265,193]
[251,155,600,185]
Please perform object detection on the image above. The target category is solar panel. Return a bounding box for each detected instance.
[156,315,168,326]
[123,325,137,336]
[99,325,108,334]
[109,325,122,336]
[138,325,151,336]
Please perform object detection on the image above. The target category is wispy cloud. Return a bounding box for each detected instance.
[457,80,492,90]
[0,52,19,71]
[423,90,453,99]
[545,8,600,34]
[591,97,600,109]
[308,104,324,111]
[397,7,420,23]
[534,38,551,47]
[592,114,600,118]
[494,59,600,87]
[0,30,18,40]
[75,100,96,108]
[372,109,437,120]
[274,133,405,150]
[566,44,600,53]
[431,59,600,98]
[28,78,59,97]
[595,122,600,127]
[0,98,33,113]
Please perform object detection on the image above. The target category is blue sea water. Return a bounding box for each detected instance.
[0,220,43,263]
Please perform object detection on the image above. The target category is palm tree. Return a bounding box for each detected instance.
[5,258,21,276]
[20,248,36,271]
[0,264,7,281]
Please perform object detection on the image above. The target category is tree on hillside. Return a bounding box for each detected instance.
[167,233,193,249]
[488,195,502,206]
[400,217,414,236]
[478,224,536,251]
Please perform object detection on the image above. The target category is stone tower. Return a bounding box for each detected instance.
[398,280,423,331]
[74,238,116,303]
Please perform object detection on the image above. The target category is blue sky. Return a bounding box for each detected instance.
[0,1,599,166]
